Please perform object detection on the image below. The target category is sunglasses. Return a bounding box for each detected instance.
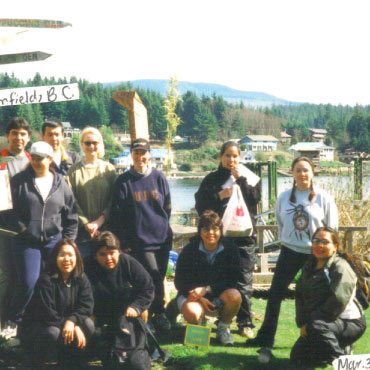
[83,141,99,146]
[312,238,331,245]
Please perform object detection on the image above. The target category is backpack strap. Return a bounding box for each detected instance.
[136,317,170,362]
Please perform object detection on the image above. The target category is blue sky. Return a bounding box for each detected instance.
[1,0,370,106]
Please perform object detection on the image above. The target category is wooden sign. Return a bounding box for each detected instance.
[0,19,71,28]
[0,83,79,107]
[112,91,149,141]
[0,51,51,65]
[184,324,211,347]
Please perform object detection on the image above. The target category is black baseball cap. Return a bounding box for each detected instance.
[130,138,150,152]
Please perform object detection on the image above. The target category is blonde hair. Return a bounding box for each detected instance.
[80,126,105,159]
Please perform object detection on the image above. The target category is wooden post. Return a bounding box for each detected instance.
[112,91,149,140]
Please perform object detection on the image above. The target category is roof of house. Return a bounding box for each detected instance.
[309,128,328,134]
[240,135,279,142]
[280,131,292,138]
[289,142,334,151]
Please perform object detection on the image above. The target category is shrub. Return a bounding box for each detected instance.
[179,163,192,172]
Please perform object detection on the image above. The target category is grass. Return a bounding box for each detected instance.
[154,298,370,370]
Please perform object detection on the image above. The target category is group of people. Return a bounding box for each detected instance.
[0,116,367,369]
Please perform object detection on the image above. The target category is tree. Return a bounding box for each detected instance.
[99,125,122,160]
[164,77,181,170]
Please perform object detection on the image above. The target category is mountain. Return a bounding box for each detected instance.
[104,79,296,107]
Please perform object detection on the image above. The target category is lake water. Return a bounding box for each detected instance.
[168,175,370,212]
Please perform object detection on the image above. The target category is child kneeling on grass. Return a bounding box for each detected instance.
[174,210,241,346]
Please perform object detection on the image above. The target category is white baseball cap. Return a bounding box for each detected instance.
[30,141,54,158]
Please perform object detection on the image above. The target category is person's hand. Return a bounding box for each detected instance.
[85,215,105,238]
[218,187,233,200]
[74,326,86,349]
[199,297,215,312]
[62,320,75,345]
[231,167,241,179]
[300,324,307,337]
[85,222,99,238]
[125,306,139,318]
[188,287,206,301]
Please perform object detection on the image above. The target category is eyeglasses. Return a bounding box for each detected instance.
[312,238,331,245]
[83,141,99,146]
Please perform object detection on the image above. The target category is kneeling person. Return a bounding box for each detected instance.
[174,210,241,346]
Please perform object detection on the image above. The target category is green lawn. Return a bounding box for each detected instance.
[155,298,370,370]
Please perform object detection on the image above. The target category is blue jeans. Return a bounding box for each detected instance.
[10,234,62,321]
[256,246,310,347]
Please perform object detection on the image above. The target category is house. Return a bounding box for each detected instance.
[280,131,292,144]
[62,122,80,138]
[111,147,175,170]
[239,135,279,151]
[309,128,327,142]
[151,148,175,170]
[289,142,335,162]
[114,132,131,144]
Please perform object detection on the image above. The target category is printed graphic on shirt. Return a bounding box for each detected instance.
[287,204,310,240]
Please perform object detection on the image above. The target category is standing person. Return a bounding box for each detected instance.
[67,127,116,258]
[20,239,94,368]
[249,156,339,364]
[195,140,261,338]
[85,231,154,370]
[111,138,172,331]
[8,141,78,323]
[42,119,79,176]
[291,227,366,369]
[0,117,32,332]
[175,210,242,346]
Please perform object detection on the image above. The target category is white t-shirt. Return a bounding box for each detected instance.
[35,173,54,201]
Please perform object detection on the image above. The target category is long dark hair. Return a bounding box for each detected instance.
[312,227,367,289]
[46,239,84,277]
[289,156,316,203]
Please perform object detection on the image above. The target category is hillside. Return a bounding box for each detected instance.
[104,79,296,107]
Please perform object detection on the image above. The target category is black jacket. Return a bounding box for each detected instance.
[174,237,241,297]
[52,150,80,176]
[85,253,154,327]
[9,166,78,244]
[22,272,94,329]
[195,166,261,241]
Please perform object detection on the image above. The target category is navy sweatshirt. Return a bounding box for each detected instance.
[110,167,172,250]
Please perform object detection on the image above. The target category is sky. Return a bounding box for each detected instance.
[1,0,370,106]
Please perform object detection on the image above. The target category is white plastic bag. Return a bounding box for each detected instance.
[222,184,253,237]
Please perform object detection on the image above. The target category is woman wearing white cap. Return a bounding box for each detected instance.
[7,141,78,323]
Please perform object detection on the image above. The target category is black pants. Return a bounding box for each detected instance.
[21,317,95,365]
[233,242,256,328]
[290,316,366,368]
[132,246,170,315]
[256,246,310,347]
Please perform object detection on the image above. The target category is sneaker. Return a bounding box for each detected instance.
[258,347,272,364]
[153,313,171,331]
[344,344,353,355]
[238,326,254,338]
[216,322,234,346]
